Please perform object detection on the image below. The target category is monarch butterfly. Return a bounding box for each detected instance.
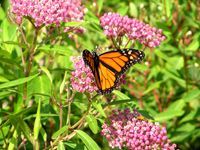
[82,49,145,94]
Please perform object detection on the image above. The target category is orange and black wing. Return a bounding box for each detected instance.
[82,50,102,90]
[97,49,145,94]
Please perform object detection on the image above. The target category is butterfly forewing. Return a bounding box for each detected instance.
[99,49,145,76]
[82,50,102,90]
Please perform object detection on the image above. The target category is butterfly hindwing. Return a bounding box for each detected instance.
[82,49,145,94]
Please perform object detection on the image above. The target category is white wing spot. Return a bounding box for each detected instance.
[130,56,134,60]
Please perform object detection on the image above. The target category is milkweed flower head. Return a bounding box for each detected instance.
[10,0,84,27]
[70,56,98,93]
[101,109,176,150]
[100,12,166,48]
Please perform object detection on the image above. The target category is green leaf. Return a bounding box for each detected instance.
[0,74,39,90]
[27,75,51,101]
[38,45,72,56]
[40,66,52,83]
[40,127,47,142]
[1,19,17,53]
[10,117,33,144]
[24,113,58,120]
[143,81,162,94]
[1,41,26,48]
[117,5,129,16]
[84,11,100,25]
[52,125,68,139]
[57,141,65,150]
[8,129,17,150]
[86,115,99,134]
[183,89,200,102]
[0,75,9,82]
[60,71,67,94]
[176,123,196,132]
[34,99,41,140]
[179,110,197,124]
[113,90,130,100]
[0,91,12,99]
[162,69,186,87]
[97,0,104,14]
[155,50,170,61]
[155,99,186,121]
[167,56,184,70]
[163,0,172,19]
[106,99,136,106]
[76,130,101,150]
[129,2,138,17]
[64,21,85,27]
[185,40,199,52]
[0,7,5,20]
[92,102,106,118]
[138,110,154,120]
[170,132,191,142]
[133,64,148,72]
[0,57,22,69]
[64,142,77,149]
[57,142,65,150]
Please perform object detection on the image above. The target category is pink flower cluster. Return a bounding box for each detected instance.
[100,13,166,48]
[10,0,84,27]
[101,109,176,150]
[70,56,97,93]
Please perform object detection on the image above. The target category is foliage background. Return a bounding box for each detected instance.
[0,0,199,149]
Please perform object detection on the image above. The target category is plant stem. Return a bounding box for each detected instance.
[22,28,38,103]
[26,28,38,76]
[18,25,30,47]
[183,50,189,91]
[124,39,131,48]
[59,94,63,129]
[153,89,162,112]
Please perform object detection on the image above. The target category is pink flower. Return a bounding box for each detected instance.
[10,0,84,27]
[101,109,176,150]
[100,12,166,48]
[70,56,98,93]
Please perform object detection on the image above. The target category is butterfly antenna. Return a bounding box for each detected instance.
[94,45,103,54]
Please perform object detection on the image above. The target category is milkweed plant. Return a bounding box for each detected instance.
[0,0,199,150]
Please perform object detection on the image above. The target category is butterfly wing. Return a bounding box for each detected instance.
[82,50,102,90]
[97,49,145,94]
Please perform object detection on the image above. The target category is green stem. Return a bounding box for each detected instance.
[26,28,38,76]
[124,39,131,49]
[22,28,38,104]
[59,94,63,129]
[183,49,189,91]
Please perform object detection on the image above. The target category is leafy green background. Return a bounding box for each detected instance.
[0,0,199,150]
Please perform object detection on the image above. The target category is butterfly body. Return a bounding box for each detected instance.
[82,49,145,94]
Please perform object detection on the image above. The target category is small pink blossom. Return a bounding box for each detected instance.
[70,56,97,93]
[100,12,166,48]
[101,109,176,150]
[10,0,84,27]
